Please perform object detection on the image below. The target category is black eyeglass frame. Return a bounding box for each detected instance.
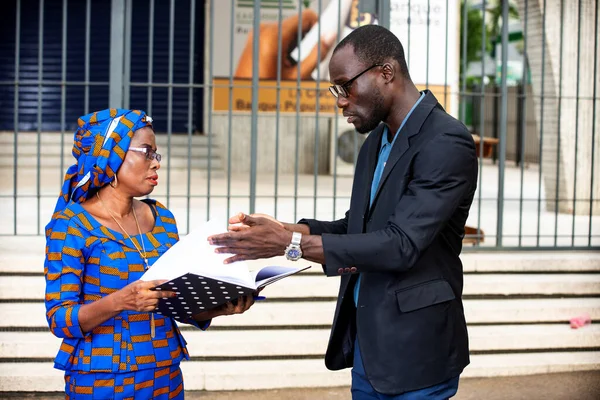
[328,64,383,98]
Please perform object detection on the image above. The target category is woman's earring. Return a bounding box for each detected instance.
[110,175,118,188]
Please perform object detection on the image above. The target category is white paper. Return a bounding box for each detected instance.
[140,219,253,286]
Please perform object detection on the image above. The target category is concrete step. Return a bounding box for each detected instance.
[2,351,600,392]
[4,273,600,300]
[4,298,600,328]
[2,325,598,359]
[0,132,222,169]
[0,131,218,147]
[2,236,599,274]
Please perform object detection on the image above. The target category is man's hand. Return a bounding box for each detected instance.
[228,212,284,231]
[208,213,292,263]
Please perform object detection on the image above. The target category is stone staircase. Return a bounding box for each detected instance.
[0,236,599,393]
[0,131,223,170]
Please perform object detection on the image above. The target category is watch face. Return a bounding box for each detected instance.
[287,249,301,259]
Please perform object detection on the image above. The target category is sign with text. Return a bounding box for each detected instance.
[212,78,449,114]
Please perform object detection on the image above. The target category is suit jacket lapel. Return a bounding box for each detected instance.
[359,123,385,216]
[370,91,439,208]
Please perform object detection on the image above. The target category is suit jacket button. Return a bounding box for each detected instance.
[337,268,344,274]
[350,267,357,273]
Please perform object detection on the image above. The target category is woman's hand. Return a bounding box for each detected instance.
[192,295,256,322]
[114,280,176,313]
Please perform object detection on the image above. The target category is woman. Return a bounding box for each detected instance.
[44,108,254,399]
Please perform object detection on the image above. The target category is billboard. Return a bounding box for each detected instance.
[211,0,458,114]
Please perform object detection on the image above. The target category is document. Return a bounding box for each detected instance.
[140,220,310,321]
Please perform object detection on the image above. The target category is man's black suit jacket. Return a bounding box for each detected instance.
[300,91,478,395]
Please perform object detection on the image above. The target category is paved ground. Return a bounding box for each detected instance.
[2,371,599,399]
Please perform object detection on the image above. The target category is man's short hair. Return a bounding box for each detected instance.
[334,25,410,78]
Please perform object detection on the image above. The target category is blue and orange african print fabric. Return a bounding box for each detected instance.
[51,108,152,220]
[64,364,184,399]
[45,199,205,374]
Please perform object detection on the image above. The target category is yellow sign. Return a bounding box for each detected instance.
[212,78,451,114]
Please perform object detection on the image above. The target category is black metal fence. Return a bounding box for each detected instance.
[0,0,597,249]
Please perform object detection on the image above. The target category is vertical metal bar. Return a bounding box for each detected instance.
[109,0,125,107]
[378,0,390,29]
[13,0,21,235]
[407,0,411,68]
[571,0,582,246]
[294,1,302,222]
[515,89,521,167]
[460,0,467,123]
[333,0,342,219]
[425,0,430,88]
[443,0,448,109]
[37,0,44,235]
[353,2,360,166]
[166,0,175,209]
[496,0,510,247]
[84,0,90,113]
[589,0,599,246]
[476,0,487,246]
[123,0,132,109]
[536,0,547,246]
[185,0,196,233]
[206,0,215,218]
[249,0,261,214]
[147,0,154,115]
[274,0,283,219]
[60,0,67,184]
[227,0,235,219]
[313,0,322,219]
[518,0,528,247]
[554,0,564,246]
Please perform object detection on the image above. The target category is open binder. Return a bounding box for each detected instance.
[141,220,309,321]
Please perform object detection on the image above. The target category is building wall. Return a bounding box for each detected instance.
[516,0,600,215]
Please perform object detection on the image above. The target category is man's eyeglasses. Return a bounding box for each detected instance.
[329,64,383,98]
[129,147,162,162]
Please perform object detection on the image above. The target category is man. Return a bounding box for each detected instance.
[209,25,477,399]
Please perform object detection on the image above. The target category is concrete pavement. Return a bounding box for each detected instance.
[2,371,599,399]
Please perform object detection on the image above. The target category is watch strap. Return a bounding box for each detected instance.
[291,232,302,246]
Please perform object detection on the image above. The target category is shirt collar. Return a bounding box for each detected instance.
[380,91,426,149]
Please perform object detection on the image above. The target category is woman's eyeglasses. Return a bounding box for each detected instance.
[129,147,162,162]
[328,64,383,98]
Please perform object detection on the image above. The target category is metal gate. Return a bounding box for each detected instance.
[0,0,598,250]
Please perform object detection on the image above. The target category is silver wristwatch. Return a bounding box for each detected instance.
[284,232,303,261]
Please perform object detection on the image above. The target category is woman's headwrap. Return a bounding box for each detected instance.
[50,108,153,219]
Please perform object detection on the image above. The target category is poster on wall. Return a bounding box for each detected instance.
[211,0,458,115]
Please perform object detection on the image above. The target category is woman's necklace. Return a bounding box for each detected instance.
[96,191,148,268]
[96,191,155,338]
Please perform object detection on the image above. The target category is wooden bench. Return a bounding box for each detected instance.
[463,225,485,246]
[472,134,499,159]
